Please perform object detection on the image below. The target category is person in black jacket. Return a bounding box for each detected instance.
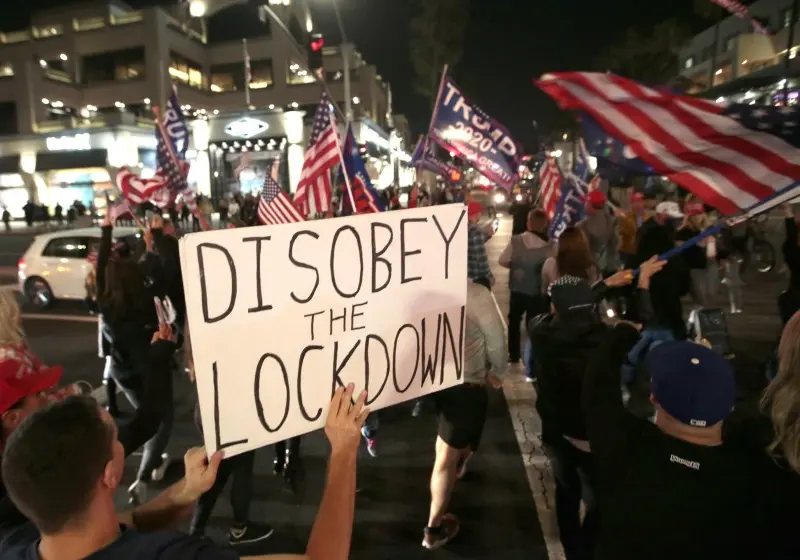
[97,213,178,505]
[529,276,609,560]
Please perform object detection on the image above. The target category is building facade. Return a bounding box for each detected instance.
[0,0,409,215]
[678,0,800,104]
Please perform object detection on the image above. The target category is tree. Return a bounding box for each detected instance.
[597,18,691,87]
[409,0,470,103]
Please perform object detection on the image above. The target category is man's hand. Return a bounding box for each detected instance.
[151,322,175,343]
[486,373,503,389]
[637,256,666,290]
[150,212,164,230]
[325,383,369,455]
[604,269,634,288]
[180,447,224,503]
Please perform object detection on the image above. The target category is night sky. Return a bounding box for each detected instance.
[0,0,704,151]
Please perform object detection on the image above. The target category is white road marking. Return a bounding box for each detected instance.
[21,313,97,323]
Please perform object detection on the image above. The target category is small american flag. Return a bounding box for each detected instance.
[293,93,339,216]
[258,160,305,225]
[539,157,562,219]
[537,72,800,214]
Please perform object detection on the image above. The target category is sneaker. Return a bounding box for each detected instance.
[151,453,170,482]
[127,480,148,506]
[229,523,274,546]
[422,513,460,550]
[364,437,378,457]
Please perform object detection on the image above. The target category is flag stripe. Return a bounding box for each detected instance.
[293,94,339,216]
[537,72,800,214]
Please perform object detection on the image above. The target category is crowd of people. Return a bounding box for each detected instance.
[0,181,795,560]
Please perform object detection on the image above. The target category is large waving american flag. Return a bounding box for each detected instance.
[537,72,800,214]
[259,160,305,225]
[539,157,563,219]
[293,93,339,216]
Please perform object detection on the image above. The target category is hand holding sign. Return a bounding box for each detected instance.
[180,447,224,502]
[326,383,369,456]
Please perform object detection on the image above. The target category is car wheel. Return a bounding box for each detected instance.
[24,277,54,309]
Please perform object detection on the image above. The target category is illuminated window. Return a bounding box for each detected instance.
[33,25,63,38]
[73,17,105,31]
[287,61,314,85]
[249,59,273,89]
[211,63,245,92]
[170,53,205,89]
[82,47,145,84]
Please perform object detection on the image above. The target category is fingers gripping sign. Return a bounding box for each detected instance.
[325,383,369,454]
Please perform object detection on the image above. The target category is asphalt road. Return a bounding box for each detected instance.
[9,214,787,559]
[14,219,551,560]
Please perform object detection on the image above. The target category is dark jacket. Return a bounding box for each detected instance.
[139,229,185,328]
[529,311,609,444]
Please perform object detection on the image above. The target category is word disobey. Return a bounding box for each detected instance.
[195,212,466,323]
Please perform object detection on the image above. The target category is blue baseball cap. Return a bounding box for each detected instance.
[647,341,735,428]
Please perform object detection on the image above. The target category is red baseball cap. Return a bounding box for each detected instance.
[586,190,607,208]
[631,193,645,202]
[0,354,62,415]
[685,201,705,216]
[467,201,484,216]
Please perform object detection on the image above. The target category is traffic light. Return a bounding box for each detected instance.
[307,33,324,74]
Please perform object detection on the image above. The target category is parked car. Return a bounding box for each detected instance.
[18,227,141,309]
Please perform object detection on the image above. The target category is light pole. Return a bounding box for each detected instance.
[329,0,353,125]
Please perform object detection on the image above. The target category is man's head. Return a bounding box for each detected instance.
[467,201,483,224]
[654,201,683,225]
[585,190,607,216]
[647,341,736,437]
[527,209,548,234]
[0,355,63,440]
[631,192,645,213]
[2,396,124,535]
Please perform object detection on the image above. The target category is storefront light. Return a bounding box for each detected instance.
[59,53,67,61]
[284,111,304,145]
[41,98,49,105]
[144,98,151,104]
[20,153,36,174]
[191,119,210,150]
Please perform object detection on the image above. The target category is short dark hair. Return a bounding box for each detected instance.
[1,396,114,534]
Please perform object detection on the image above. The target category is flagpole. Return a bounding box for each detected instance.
[425,64,449,141]
[242,38,251,107]
[333,116,357,213]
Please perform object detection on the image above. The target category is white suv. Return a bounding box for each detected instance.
[18,227,141,308]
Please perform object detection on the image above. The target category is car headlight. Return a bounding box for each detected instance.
[493,193,506,205]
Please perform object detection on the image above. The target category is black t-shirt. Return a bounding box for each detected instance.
[0,525,239,559]
[676,227,707,270]
[583,325,766,560]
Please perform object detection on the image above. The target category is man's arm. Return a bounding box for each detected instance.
[119,447,223,531]
[305,384,368,560]
[498,239,513,268]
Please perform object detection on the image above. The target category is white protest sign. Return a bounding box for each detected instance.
[180,204,468,457]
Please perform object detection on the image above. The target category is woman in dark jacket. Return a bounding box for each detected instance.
[96,212,177,505]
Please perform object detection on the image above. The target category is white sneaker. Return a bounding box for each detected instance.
[151,453,170,482]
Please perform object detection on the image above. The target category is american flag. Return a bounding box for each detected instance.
[258,160,305,225]
[710,0,770,35]
[293,93,339,216]
[537,72,800,214]
[539,157,562,219]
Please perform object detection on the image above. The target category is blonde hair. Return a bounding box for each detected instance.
[0,291,24,345]
[762,311,800,473]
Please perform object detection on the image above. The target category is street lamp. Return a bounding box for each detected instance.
[189,0,207,18]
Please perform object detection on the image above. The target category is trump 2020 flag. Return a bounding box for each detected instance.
[429,75,522,189]
[548,160,589,239]
[339,125,385,215]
